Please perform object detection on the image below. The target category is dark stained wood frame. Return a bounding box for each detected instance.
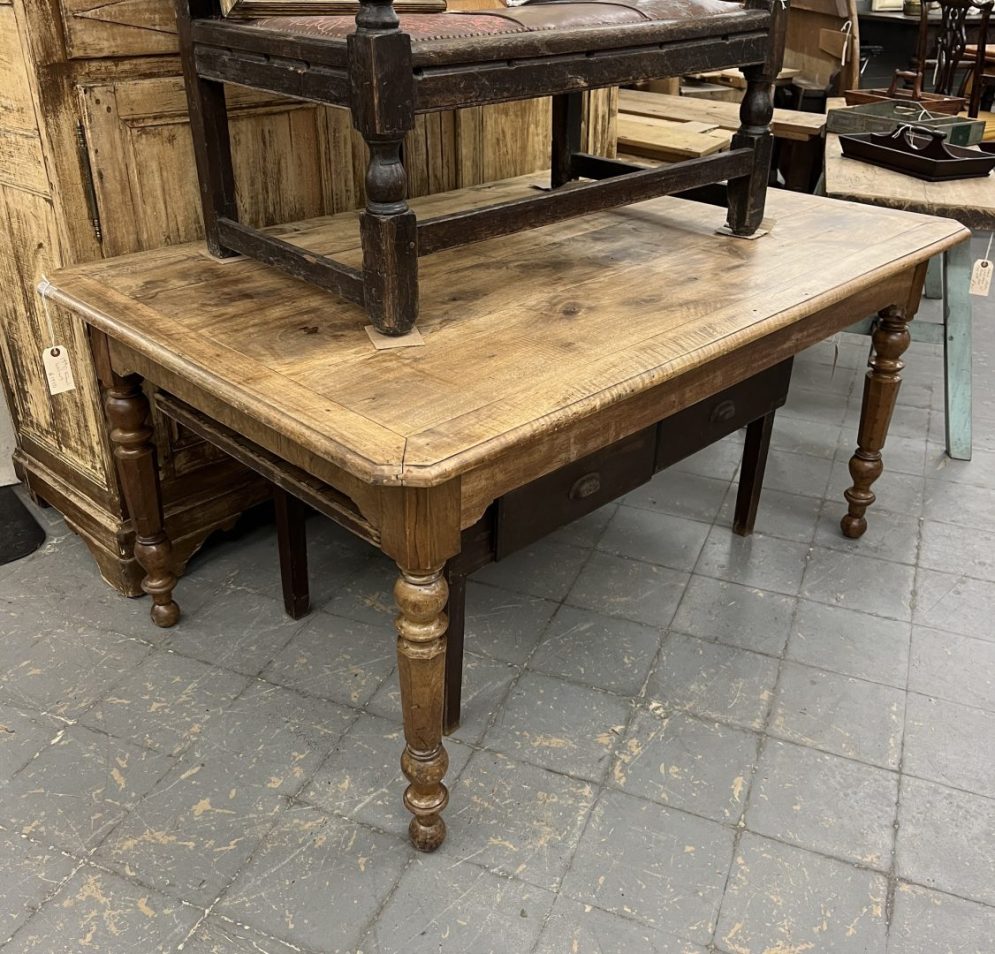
[175,0,788,335]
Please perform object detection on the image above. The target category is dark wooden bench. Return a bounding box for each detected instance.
[176,0,788,335]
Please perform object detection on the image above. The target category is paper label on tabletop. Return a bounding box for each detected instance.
[43,346,76,395]
[971,260,993,298]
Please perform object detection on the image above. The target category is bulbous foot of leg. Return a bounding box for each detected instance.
[409,815,447,852]
[150,600,180,628]
[840,513,867,539]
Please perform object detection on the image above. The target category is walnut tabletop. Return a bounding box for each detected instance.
[47,179,966,852]
[825,133,995,231]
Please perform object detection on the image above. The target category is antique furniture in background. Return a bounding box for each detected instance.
[44,184,966,850]
[824,128,991,460]
[0,0,615,593]
[176,0,788,335]
[887,0,993,115]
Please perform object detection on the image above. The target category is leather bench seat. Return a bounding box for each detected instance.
[247,0,764,64]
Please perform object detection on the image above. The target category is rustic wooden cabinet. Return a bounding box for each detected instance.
[0,0,616,594]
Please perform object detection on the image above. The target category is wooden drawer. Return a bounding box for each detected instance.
[494,426,657,559]
[655,358,793,471]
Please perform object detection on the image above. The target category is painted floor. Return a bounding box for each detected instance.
[0,234,993,953]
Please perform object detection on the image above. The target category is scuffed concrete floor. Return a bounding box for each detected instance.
[1,234,994,953]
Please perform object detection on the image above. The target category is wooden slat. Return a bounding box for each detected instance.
[417,150,753,255]
[616,114,732,161]
[619,89,827,143]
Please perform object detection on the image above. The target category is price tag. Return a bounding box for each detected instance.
[971,260,993,297]
[42,345,76,395]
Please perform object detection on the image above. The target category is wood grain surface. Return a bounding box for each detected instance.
[824,133,995,231]
[47,182,966,489]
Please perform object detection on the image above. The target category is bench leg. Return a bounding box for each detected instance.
[942,241,973,461]
[551,91,584,189]
[443,563,467,736]
[175,1,238,258]
[734,412,776,536]
[726,64,775,236]
[273,487,310,621]
[842,305,911,539]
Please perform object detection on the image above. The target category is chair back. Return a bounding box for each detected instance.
[920,0,994,116]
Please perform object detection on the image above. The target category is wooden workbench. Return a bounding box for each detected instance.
[44,179,965,852]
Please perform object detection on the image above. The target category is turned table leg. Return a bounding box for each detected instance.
[103,375,179,626]
[841,305,911,539]
[395,566,450,851]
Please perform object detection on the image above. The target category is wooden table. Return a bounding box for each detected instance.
[825,133,994,459]
[619,90,828,191]
[44,179,965,852]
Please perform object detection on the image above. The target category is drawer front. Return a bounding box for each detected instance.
[495,426,657,560]
[655,358,793,472]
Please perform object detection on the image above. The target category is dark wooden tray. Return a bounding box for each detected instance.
[840,126,995,181]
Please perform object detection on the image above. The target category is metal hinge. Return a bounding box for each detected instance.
[74,122,103,243]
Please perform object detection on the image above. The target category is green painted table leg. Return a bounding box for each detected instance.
[943,240,973,461]
[924,254,943,300]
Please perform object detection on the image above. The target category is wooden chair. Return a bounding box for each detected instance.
[890,0,993,117]
[176,0,788,336]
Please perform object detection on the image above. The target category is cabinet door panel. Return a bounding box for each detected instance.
[0,184,112,487]
[60,0,177,59]
[81,77,362,257]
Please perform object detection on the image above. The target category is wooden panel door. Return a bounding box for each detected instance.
[59,0,178,59]
[79,76,364,257]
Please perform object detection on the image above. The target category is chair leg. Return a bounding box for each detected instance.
[175,1,238,258]
[273,487,310,621]
[443,562,467,736]
[551,91,584,189]
[942,241,974,461]
[734,412,776,536]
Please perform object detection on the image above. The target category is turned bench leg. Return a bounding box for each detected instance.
[395,566,450,852]
[734,411,776,536]
[103,375,179,627]
[842,305,912,539]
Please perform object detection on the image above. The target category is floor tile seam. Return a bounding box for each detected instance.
[737,822,894,877]
[902,611,995,645]
[667,622,910,695]
[911,559,995,588]
[462,543,596,781]
[885,576,919,939]
[790,583,913,624]
[707,549,812,947]
[903,685,995,718]
[184,911,331,954]
[0,849,85,953]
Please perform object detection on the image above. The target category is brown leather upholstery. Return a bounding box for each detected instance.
[250,0,752,47]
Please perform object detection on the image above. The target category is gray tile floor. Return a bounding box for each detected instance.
[2,236,994,952]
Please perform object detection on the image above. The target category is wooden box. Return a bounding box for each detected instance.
[827,100,986,146]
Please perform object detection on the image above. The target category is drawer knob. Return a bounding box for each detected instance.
[569,473,602,500]
[710,399,737,423]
